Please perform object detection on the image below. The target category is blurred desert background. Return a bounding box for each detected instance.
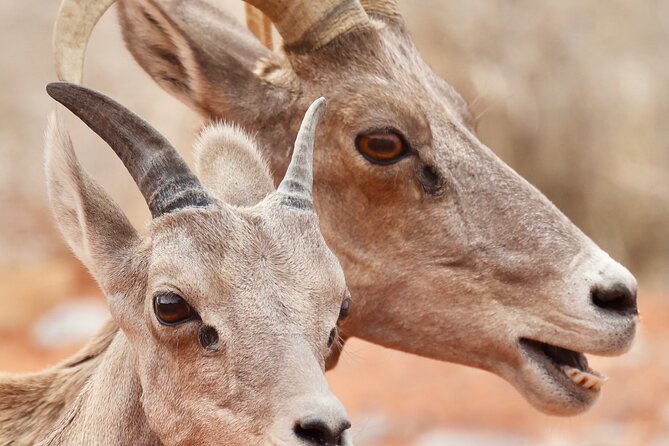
[0,1,667,445]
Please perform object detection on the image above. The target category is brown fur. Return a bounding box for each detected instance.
[53,0,639,417]
[112,0,639,416]
[0,101,352,445]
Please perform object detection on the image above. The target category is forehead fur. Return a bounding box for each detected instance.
[146,206,345,304]
[260,22,475,146]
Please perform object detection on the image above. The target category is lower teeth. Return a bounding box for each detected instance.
[560,365,607,390]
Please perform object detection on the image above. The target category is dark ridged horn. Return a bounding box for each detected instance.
[277,97,326,210]
[46,82,212,218]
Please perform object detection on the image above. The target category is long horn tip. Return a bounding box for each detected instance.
[46,81,67,95]
[46,82,79,103]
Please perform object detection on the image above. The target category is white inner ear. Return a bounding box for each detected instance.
[44,112,92,266]
[193,123,275,207]
[44,111,140,292]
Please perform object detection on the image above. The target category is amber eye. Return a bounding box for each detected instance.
[339,297,351,321]
[355,130,409,165]
[154,293,195,325]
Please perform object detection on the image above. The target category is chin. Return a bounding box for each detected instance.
[502,337,612,415]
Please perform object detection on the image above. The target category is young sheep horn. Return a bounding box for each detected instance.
[46,82,213,218]
[53,0,117,83]
[277,97,326,211]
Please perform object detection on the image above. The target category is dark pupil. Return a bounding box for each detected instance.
[369,136,398,154]
[155,294,192,324]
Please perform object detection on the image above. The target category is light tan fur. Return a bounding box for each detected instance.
[193,123,274,207]
[54,0,638,416]
[0,320,117,446]
[0,104,352,445]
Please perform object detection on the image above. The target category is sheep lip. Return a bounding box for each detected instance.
[520,338,589,370]
[518,338,604,394]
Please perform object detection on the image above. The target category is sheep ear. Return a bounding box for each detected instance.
[117,0,284,120]
[193,123,274,207]
[44,112,140,292]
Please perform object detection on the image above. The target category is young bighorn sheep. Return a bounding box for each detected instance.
[0,83,352,446]
[54,0,639,415]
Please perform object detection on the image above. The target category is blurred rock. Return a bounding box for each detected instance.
[414,429,531,446]
[31,299,109,349]
[350,412,392,444]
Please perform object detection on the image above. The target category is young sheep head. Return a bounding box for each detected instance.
[54,0,639,415]
[45,83,352,445]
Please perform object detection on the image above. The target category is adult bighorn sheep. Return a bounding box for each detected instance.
[0,83,353,446]
[54,0,639,415]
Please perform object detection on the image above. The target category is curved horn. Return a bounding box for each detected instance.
[277,97,326,210]
[46,82,212,218]
[244,0,370,52]
[53,0,116,83]
[54,0,371,83]
[359,0,402,22]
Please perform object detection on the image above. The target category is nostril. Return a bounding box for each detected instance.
[294,417,351,445]
[591,282,638,315]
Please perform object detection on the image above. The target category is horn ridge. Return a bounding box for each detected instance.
[277,97,326,210]
[244,0,370,52]
[359,0,402,21]
[46,82,212,218]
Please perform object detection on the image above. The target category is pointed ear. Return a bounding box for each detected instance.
[193,123,274,207]
[44,112,141,291]
[117,0,294,119]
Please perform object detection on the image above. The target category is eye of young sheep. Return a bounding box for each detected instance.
[355,129,410,165]
[153,293,196,325]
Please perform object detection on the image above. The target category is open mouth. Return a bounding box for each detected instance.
[519,338,607,391]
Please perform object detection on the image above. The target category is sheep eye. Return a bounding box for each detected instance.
[338,297,351,321]
[355,130,409,165]
[154,293,195,325]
